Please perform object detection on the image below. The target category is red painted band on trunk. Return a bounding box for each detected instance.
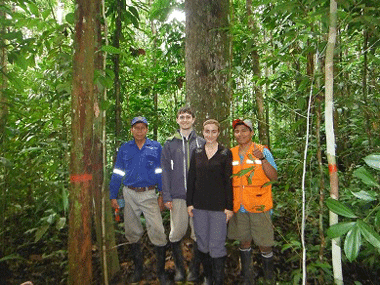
[70,174,93,182]
[328,164,338,173]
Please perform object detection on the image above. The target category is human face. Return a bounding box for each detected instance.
[233,124,253,146]
[131,122,148,142]
[176,112,195,131]
[203,123,220,144]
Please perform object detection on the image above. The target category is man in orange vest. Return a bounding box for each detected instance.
[228,119,278,284]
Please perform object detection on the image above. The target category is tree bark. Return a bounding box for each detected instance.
[185,0,231,146]
[325,0,343,284]
[68,0,99,283]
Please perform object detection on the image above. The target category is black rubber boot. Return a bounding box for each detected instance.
[155,245,169,285]
[130,242,143,283]
[212,256,226,285]
[171,241,186,282]
[262,254,274,284]
[240,248,256,285]
[198,250,212,285]
[187,242,201,282]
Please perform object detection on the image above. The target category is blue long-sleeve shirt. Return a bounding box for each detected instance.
[109,138,163,199]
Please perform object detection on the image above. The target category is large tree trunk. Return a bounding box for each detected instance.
[185,0,231,146]
[68,0,99,283]
[325,0,343,284]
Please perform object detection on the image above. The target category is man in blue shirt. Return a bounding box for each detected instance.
[110,116,168,284]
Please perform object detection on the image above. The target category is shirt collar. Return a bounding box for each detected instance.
[127,138,152,147]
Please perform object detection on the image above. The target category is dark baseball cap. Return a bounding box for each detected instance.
[131,116,148,126]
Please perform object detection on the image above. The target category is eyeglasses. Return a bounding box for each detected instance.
[178,115,193,120]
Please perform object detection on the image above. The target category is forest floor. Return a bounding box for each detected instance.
[104,236,378,285]
[3,217,379,285]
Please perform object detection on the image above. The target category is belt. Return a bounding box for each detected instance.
[127,185,155,192]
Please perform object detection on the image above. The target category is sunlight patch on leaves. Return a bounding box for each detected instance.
[364,154,380,171]
[0,254,26,262]
[351,190,377,201]
[344,225,361,262]
[34,224,50,243]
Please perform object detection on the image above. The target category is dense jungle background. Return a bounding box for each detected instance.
[1,0,380,284]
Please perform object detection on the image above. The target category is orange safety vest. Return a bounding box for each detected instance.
[231,143,272,213]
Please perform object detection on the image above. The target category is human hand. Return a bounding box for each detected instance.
[224,209,234,222]
[252,144,265,160]
[164,201,173,210]
[111,199,119,209]
[187,206,194,217]
[157,195,165,212]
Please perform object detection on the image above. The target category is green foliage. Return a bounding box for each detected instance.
[326,199,358,218]
[326,154,380,262]
[150,0,179,22]
[327,222,356,238]
[26,209,67,243]
[364,154,380,171]
[1,0,379,283]
[0,4,73,279]
[353,166,380,188]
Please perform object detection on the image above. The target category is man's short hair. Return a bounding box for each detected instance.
[177,106,195,118]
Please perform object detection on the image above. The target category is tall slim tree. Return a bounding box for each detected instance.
[68,0,99,283]
[325,0,343,284]
[93,0,120,283]
[246,0,268,146]
[0,1,7,144]
[113,0,123,147]
[185,0,231,145]
[0,0,8,253]
[150,0,159,140]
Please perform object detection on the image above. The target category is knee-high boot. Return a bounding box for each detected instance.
[130,242,143,283]
[240,248,256,285]
[261,253,274,284]
[155,245,169,284]
[198,250,212,285]
[187,242,201,282]
[171,241,186,282]
[212,256,226,285]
